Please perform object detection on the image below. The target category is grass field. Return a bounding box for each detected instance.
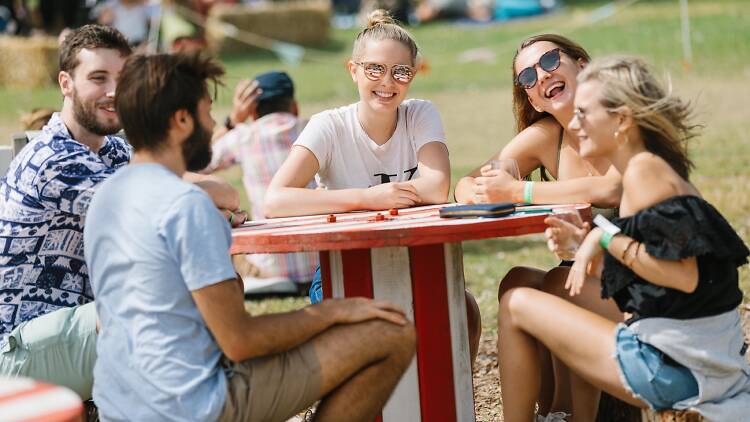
[0,0,747,336]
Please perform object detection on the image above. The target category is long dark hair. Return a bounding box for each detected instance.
[512,34,591,133]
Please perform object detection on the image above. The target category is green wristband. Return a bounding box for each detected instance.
[599,231,615,249]
[523,181,534,204]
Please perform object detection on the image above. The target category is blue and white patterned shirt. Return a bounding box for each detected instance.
[0,113,131,347]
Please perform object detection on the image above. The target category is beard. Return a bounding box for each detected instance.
[72,89,121,136]
[182,115,213,172]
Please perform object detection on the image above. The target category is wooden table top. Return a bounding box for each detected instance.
[231,203,591,254]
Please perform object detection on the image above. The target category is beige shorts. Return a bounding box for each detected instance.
[218,342,321,422]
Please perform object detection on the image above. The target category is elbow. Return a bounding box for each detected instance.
[263,188,294,218]
[435,180,450,204]
[590,182,623,209]
[218,333,253,363]
[223,345,246,364]
[454,177,473,204]
[262,191,281,219]
[682,279,698,294]
[421,181,450,205]
[680,265,699,294]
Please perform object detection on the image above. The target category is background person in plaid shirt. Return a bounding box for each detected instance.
[206,71,318,294]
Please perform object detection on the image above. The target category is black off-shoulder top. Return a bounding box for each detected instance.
[601,195,749,321]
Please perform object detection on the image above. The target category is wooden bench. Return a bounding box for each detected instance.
[642,409,704,422]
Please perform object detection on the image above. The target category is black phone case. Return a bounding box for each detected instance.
[439,203,516,219]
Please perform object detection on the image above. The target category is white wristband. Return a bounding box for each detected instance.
[593,214,621,236]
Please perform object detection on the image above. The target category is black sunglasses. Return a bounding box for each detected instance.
[515,48,562,89]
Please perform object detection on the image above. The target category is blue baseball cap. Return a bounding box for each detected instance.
[255,71,294,101]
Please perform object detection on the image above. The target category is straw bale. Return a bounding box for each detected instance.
[0,36,58,88]
[206,1,331,54]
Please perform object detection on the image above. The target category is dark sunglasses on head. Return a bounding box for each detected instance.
[355,61,416,84]
[515,48,562,89]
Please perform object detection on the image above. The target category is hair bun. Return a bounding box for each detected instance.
[367,9,396,28]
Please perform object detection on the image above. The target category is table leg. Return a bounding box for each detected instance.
[319,243,475,422]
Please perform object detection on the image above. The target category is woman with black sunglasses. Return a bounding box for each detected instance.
[454,34,625,421]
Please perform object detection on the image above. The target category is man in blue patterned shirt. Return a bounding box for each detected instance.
[0,25,242,399]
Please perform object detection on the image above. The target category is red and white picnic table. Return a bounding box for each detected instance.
[231,203,591,422]
[0,377,83,422]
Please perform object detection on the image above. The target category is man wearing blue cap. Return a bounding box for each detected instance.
[206,71,318,294]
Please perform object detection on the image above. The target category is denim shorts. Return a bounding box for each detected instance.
[614,324,698,410]
[309,266,323,304]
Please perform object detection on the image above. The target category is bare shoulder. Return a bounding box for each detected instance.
[526,117,562,143]
[501,117,561,157]
[622,153,683,211]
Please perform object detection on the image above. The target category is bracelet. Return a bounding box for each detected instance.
[624,242,640,268]
[599,231,615,249]
[620,238,637,262]
[523,181,534,203]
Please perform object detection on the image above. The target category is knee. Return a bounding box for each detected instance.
[498,287,535,329]
[370,319,416,363]
[465,291,482,338]
[540,266,570,297]
[498,266,543,302]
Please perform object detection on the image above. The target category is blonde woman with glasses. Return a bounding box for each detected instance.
[265,9,482,365]
[497,56,750,421]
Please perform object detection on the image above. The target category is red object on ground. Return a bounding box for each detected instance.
[389,208,398,216]
[231,203,591,422]
[326,214,336,223]
[0,377,83,422]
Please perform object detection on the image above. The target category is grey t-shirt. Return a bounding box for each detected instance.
[85,163,236,421]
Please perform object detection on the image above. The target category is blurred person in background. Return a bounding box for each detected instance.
[39,0,93,34]
[20,107,56,131]
[204,71,319,295]
[92,0,159,47]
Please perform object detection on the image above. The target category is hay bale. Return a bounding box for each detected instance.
[0,36,58,88]
[641,409,704,422]
[205,1,331,54]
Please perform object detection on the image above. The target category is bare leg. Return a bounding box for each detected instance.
[310,319,416,422]
[498,287,646,422]
[465,290,481,367]
[496,266,555,413]
[540,269,623,420]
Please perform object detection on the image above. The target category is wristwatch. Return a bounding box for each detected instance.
[593,214,621,249]
[224,116,235,130]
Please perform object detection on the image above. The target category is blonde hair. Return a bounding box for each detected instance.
[352,10,419,66]
[578,56,697,179]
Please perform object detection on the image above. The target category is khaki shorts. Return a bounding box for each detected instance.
[0,302,98,400]
[218,342,321,422]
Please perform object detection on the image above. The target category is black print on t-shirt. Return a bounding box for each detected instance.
[373,166,418,184]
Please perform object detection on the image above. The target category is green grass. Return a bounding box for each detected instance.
[0,1,747,331]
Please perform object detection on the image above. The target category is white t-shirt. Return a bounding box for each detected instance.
[294,99,446,189]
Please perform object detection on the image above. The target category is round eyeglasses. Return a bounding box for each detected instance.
[355,62,416,84]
